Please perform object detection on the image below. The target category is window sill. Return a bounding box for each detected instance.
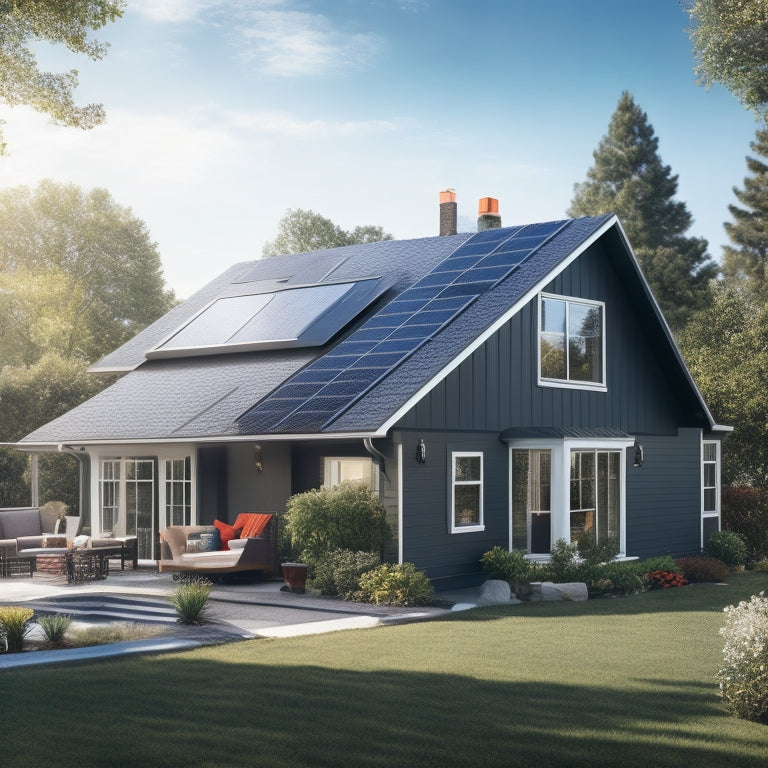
[538,379,607,393]
[450,524,485,534]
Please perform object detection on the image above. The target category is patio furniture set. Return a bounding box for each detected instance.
[0,507,138,584]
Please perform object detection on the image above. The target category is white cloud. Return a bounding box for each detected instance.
[226,109,405,138]
[129,0,225,23]
[236,9,381,76]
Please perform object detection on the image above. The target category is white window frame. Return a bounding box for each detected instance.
[507,438,632,557]
[701,439,721,548]
[538,293,607,392]
[450,451,484,534]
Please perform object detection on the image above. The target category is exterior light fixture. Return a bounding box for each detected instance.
[633,442,644,467]
[254,444,264,472]
[416,439,426,464]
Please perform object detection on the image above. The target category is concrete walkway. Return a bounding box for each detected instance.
[0,568,483,668]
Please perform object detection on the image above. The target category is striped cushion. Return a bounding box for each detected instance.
[232,513,273,538]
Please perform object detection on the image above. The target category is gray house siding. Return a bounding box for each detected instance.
[392,241,714,583]
[397,241,685,436]
[625,428,703,559]
[226,442,292,516]
[397,429,508,587]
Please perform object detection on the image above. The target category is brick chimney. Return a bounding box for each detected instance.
[439,188,457,236]
[477,197,501,231]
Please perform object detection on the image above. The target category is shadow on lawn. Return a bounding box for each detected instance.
[3,660,767,768]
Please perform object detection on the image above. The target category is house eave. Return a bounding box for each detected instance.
[8,430,388,451]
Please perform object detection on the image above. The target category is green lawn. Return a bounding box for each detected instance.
[3,573,768,768]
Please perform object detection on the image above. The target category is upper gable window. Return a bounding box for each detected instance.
[539,294,606,390]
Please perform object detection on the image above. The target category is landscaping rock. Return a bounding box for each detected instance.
[477,580,520,605]
[530,581,589,602]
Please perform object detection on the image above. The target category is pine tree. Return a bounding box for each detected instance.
[568,92,717,330]
[722,127,768,295]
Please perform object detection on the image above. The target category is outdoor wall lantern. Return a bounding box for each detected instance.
[633,442,644,467]
[416,439,426,464]
[254,444,264,472]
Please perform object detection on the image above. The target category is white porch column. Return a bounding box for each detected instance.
[551,443,570,544]
[30,453,39,507]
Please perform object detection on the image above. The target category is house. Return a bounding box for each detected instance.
[15,192,729,587]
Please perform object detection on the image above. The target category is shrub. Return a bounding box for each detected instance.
[358,563,434,606]
[172,578,212,624]
[646,570,689,589]
[754,559,768,573]
[68,623,164,647]
[285,483,390,566]
[637,556,681,574]
[676,556,730,582]
[547,538,583,582]
[310,549,381,599]
[722,485,768,563]
[705,530,748,570]
[586,562,647,597]
[480,547,531,584]
[38,614,72,646]
[0,606,34,653]
[717,592,768,723]
[576,534,620,567]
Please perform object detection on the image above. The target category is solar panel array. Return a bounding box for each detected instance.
[237,220,569,434]
[147,278,388,359]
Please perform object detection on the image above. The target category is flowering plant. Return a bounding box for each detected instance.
[717,592,768,723]
[645,570,689,589]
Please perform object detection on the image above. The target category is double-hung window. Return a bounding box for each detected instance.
[451,452,484,533]
[539,294,605,389]
[702,441,721,546]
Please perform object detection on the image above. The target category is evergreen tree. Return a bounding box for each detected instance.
[722,126,768,295]
[568,92,717,330]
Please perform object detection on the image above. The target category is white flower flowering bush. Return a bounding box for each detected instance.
[717,591,768,723]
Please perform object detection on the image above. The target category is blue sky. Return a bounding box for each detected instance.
[0,0,760,297]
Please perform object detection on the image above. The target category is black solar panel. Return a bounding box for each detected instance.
[237,220,569,434]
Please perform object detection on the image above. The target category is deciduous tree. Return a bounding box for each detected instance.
[679,284,768,487]
[263,209,392,257]
[0,353,108,508]
[0,1,124,153]
[686,0,768,117]
[568,92,717,330]
[0,179,176,363]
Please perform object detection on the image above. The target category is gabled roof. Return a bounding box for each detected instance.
[19,215,723,447]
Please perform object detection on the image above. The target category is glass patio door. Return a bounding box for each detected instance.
[125,459,155,560]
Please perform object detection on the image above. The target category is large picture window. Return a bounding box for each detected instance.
[509,440,629,556]
[539,294,605,388]
[451,452,483,532]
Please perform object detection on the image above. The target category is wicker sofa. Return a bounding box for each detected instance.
[0,507,63,558]
[158,513,279,577]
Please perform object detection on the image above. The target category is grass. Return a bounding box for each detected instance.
[1,572,768,767]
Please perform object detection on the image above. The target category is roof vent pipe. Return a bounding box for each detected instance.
[478,197,501,231]
[439,189,457,236]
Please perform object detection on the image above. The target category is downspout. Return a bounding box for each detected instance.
[363,437,390,482]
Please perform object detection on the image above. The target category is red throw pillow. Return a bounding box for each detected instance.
[213,519,242,550]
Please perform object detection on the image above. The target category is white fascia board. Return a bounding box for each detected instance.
[10,431,379,450]
[374,216,619,436]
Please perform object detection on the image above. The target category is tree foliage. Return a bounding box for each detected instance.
[568,92,717,330]
[686,0,768,117]
[0,1,124,153]
[678,284,768,487]
[262,208,392,257]
[0,353,107,508]
[0,179,176,364]
[722,127,768,295]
